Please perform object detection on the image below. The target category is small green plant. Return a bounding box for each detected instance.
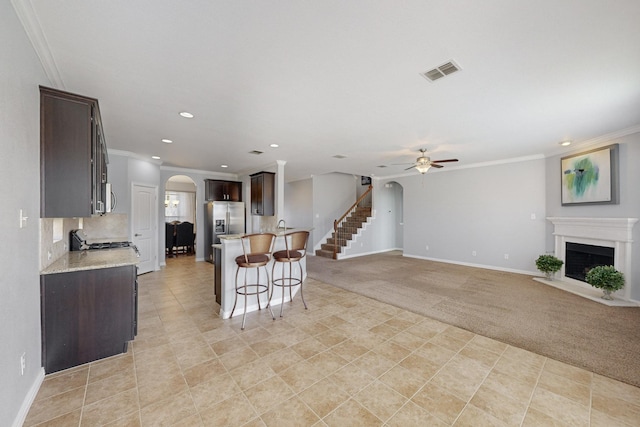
[585,265,625,291]
[535,254,563,276]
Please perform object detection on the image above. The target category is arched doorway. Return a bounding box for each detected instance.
[165,175,197,265]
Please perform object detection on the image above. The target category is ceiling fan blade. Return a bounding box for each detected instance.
[431,163,444,168]
[431,158,458,163]
[404,166,416,171]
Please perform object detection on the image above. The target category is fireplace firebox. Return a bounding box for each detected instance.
[565,242,614,282]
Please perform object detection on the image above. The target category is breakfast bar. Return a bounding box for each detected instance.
[217,230,309,320]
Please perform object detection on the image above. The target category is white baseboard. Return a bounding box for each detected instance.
[403,254,538,276]
[12,368,44,427]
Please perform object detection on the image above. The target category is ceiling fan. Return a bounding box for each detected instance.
[398,148,459,174]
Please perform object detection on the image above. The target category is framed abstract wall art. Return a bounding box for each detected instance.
[561,144,619,205]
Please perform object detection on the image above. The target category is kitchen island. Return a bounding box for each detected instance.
[218,230,309,320]
[40,248,139,373]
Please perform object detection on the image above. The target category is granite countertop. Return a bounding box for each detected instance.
[219,228,312,240]
[41,248,139,275]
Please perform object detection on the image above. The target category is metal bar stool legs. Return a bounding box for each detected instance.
[269,231,309,318]
[229,233,276,330]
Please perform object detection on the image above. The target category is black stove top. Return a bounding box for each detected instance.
[87,241,132,250]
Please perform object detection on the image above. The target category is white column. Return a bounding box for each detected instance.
[276,160,286,220]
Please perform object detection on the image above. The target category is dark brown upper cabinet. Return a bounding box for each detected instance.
[250,172,275,216]
[40,86,108,218]
[205,179,242,202]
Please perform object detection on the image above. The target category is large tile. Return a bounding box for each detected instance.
[411,383,467,425]
[34,367,89,400]
[470,384,529,425]
[81,388,140,426]
[139,390,198,427]
[298,377,351,418]
[353,380,408,422]
[529,387,590,426]
[322,398,383,427]
[189,373,242,411]
[260,396,320,427]
[24,387,85,426]
[278,359,326,393]
[244,376,296,415]
[84,368,137,405]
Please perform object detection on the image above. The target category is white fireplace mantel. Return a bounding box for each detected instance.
[544,217,638,305]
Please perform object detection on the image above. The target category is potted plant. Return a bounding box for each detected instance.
[585,265,625,300]
[535,254,563,280]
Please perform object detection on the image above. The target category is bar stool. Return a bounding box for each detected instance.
[270,231,310,317]
[230,233,276,330]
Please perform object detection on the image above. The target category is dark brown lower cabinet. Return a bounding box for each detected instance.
[40,265,137,374]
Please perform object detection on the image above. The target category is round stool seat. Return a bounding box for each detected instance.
[272,250,302,261]
[235,254,270,267]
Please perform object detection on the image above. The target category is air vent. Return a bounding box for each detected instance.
[421,60,461,82]
[333,155,347,159]
[377,165,387,168]
[249,150,264,155]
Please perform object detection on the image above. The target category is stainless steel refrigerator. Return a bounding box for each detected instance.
[204,201,245,262]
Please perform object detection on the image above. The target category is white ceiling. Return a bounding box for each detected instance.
[15,0,640,182]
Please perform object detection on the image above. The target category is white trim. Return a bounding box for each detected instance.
[403,254,538,276]
[12,368,45,427]
[131,182,160,273]
[547,217,638,302]
[339,248,402,260]
[11,0,64,88]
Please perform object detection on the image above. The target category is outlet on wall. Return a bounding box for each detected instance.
[472,251,477,256]
[504,253,509,260]
[20,352,25,376]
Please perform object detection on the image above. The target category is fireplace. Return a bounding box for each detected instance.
[546,217,638,304]
[565,242,614,282]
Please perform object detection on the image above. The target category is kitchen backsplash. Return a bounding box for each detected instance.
[82,213,129,242]
[40,213,129,271]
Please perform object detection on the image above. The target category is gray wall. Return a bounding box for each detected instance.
[1,3,48,424]
[386,157,547,273]
[545,134,640,299]
[311,173,358,249]
[284,178,313,229]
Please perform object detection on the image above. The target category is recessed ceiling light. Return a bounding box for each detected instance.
[152,155,161,160]
[559,140,572,146]
[221,164,228,168]
[162,139,173,143]
[179,111,194,118]
[270,144,279,148]
[333,155,347,159]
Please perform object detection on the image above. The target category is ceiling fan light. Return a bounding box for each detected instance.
[415,164,431,174]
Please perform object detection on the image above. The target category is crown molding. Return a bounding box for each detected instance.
[12,0,64,88]
[547,124,640,159]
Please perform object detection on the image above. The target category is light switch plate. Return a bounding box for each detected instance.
[19,209,28,228]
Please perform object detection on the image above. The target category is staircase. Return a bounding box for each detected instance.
[316,206,372,259]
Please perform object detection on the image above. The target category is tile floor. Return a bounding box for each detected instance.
[25,256,640,426]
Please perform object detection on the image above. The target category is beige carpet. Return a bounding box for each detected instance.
[307,251,640,387]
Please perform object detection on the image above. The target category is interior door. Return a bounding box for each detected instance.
[132,183,157,274]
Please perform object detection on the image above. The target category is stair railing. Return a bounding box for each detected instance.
[333,185,373,259]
